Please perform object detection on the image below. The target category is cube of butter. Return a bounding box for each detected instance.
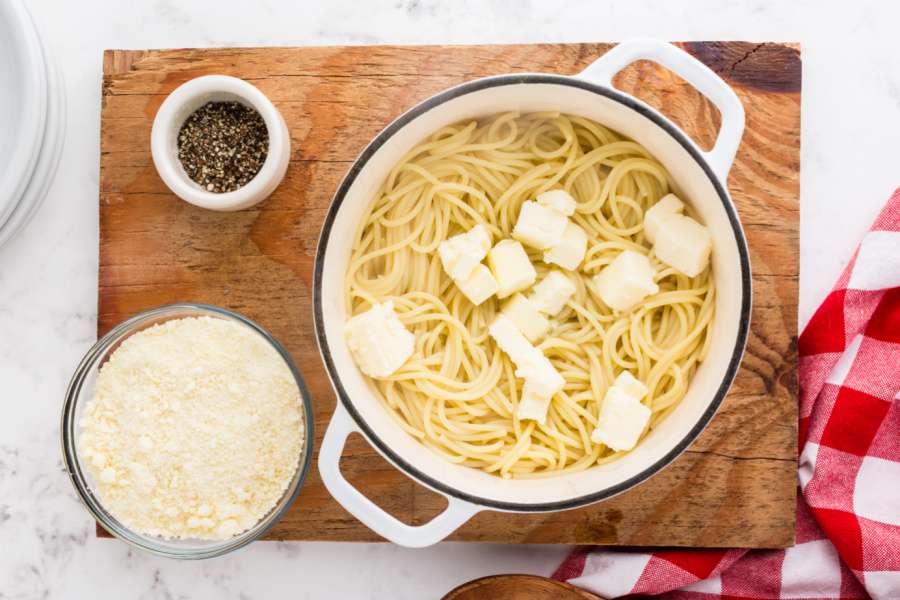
[488,314,539,370]
[489,314,565,425]
[530,270,576,316]
[345,301,415,378]
[455,263,498,306]
[612,370,648,400]
[515,356,565,425]
[512,201,568,250]
[592,250,659,311]
[537,189,577,216]
[487,239,537,298]
[653,214,712,278]
[590,386,652,451]
[516,380,554,424]
[438,223,492,280]
[543,221,588,271]
[644,193,684,244]
[517,352,565,400]
[502,293,550,343]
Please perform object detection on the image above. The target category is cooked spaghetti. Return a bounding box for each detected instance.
[345,112,714,478]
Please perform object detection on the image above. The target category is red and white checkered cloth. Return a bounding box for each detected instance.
[553,190,900,599]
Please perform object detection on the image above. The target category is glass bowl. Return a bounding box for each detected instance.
[60,303,314,559]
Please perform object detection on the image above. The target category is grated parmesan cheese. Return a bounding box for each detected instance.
[78,316,304,540]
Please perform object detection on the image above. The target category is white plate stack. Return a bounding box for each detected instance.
[0,0,65,249]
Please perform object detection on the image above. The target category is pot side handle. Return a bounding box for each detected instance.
[318,403,481,548]
[578,38,745,181]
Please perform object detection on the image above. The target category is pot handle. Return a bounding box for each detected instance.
[578,38,745,181]
[317,403,481,548]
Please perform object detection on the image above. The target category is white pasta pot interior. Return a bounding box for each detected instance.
[315,68,751,516]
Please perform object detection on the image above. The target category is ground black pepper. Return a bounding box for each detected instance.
[177,101,269,194]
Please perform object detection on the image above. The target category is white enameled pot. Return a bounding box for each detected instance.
[314,39,751,548]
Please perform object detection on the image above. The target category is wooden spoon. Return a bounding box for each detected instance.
[441,574,605,600]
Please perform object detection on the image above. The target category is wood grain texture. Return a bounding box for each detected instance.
[98,42,801,547]
[442,574,604,600]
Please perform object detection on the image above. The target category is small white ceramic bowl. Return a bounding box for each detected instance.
[151,75,290,211]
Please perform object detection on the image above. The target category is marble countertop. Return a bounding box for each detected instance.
[2,0,898,598]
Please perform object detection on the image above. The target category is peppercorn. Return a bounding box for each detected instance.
[177,101,269,194]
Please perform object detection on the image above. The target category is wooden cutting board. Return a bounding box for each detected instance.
[98,42,801,547]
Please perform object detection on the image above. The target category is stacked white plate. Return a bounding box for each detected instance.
[0,0,65,249]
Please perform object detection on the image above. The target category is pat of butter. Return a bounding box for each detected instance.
[537,189,577,216]
[517,380,553,424]
[488,314,539,369]
[515,358,565,424]
[644,193,684,244]
[489,315,565,425]
[502,293,550,343]
[345,301,415,378]
[653,214,712,278]
[612,370,648,400]
[544,221,588,271]
[516,352,565,399]
[513,201,568,250]
[438,224,492,280]
[590,386,652,451]
[487,239,537,298]
[455,263,498,306]
[530,270,576,316]
[592,250,659,312]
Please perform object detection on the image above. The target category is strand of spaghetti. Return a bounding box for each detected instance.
[485,421,535,474]
[345,112,714,478]
[515,444,603,478]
